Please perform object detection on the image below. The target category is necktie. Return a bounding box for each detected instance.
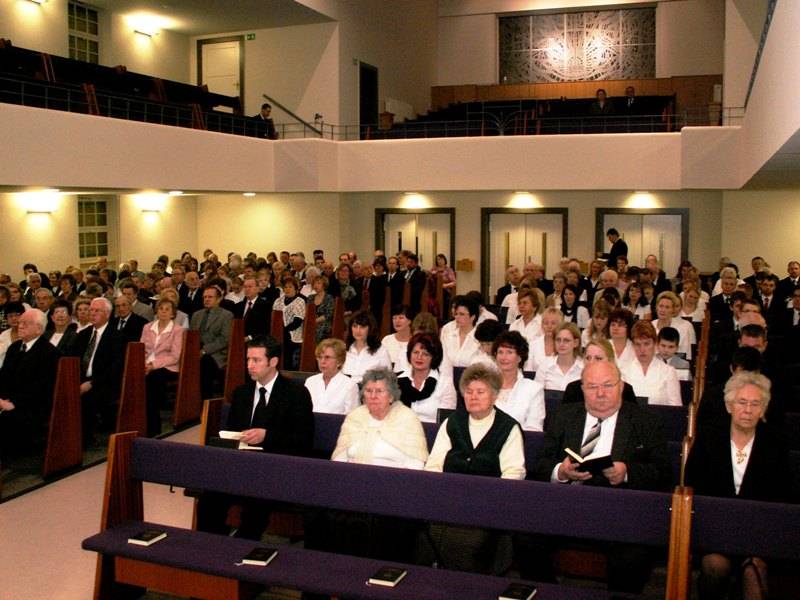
[244,300,253,318]
[724,296,731,306]
[764,297,770,310]
[21,343,27,353]
[82,329,97,374]
[251,386,267,427]
[118,318,126,331]
[580,419,602,457]
[200,308,210,332]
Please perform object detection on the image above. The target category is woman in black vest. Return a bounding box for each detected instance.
[424,363,525,574]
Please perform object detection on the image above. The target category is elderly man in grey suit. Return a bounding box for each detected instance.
[191,285,233,398]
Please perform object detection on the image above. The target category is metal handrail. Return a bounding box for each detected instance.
[262,93,321,136]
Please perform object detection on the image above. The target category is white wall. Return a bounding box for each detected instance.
[437,0,724,87]
[437,14,496,86]
[721,189,800,273]
[190,21,340,122]
[723,0,768,110]
[1,0,68,56]
[341,190,723,292]
[118,194,198,270]
[195,193,342,261]
[655,0,724,78]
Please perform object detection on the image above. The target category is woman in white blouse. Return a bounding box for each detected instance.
[381,304,413,373]
[342,310,392,384]
[492,331,545,431]
[653,291,696,360]
[529,307,563,372]
[305,338,359,414]
[620,320,681,406]
[440,295,482,378]
[679,287,705,323]
[621,282,652,322]
[580,298,611,348]
[397,332,456,423]
[274,275,306,371]
[559,284,590,330]
[546,272,567,309]
[509,289,543,368]
[535,322,584,391]
[609,308,636,367]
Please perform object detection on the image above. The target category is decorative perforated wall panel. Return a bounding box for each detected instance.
[499,9,655,83]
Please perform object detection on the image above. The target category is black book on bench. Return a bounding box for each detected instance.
[499,582,537,600]
[564,448,614,475]
[368,566,408,587]
[127,529,167,546]
[241,547,278,566]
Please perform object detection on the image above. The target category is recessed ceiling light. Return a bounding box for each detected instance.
[168,190,183,196]
[243,192,256,197]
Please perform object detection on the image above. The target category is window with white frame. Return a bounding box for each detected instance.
[68,2,100,64]
[78,196,115,265]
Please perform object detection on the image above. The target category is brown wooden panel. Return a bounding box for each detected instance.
[223,319,245,405]
[43,356,83,477]
[452,84,478,104]
[270,309,284,370]
[200,398,224,445]
[173,329,201,427]
[331,297,345,341]
[116,343,147,437]
[299,301,318,372]
[431,86,454,111]
[402,280,411,307]
[380,286,392,339]
[115,557,260,600]
[665,487,694,600]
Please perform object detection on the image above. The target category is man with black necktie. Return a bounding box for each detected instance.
[178,270,203,317]
[196,335,314,539]
[72,297,125,439]
[777,260,800,305]
[0,309,59,458]
[525,361,670,593]
[234,276,270,340]
[404,253,426,316]
[111,295,148,344]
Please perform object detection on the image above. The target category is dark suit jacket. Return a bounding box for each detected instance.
[601,238,628,267]
[72,324,125,402]
[651,270,673,296]
[534,401,671,491]
[536,278,554,297]
[367,274,388,324]
[44,323,80,355]
[495,283,513,306]
[0,336,60,430]
[406,268,427,315]
[777,276,800,302]
[685,422,790,502]
[386,272,405,309]
[226,375,314,455]
[708,294,733,324]
[755,294,783,328]
[179,288,204,318]
[110,313,148,345]
[234,296,271,339]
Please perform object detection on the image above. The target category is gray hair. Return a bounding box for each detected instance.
[360,368,401,403]
[720,266,738,279]
[91,296,113,315]
[35,287,54,298]
[24,307,48,332]
[305,266,321,279]
[459,363,503,397]
[724,371,771,417]
[27,272,41,283]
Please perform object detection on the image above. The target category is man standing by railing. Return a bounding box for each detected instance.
[253,102,278,139]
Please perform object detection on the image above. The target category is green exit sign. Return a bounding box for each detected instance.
[246,33,256,41]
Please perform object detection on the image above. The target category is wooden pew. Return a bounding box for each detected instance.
[270,309,284,369]
[172,330,201,428]
[331,297,345,340]
[380,288,391,338]
[116,342,146,437]
[42,356,83,477]
[299,302,318,372]
[222,319,245,405]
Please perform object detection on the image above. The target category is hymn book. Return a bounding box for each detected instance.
[367,566,408,587]
[127,529,167,546]
[564,447,614,475]
[498,582,538,600]
[240,547,278,566]
[218,430,264,451]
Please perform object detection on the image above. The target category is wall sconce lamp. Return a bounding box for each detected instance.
[134,29,156,38]
[243,192,256,197]
[26,0,47,5]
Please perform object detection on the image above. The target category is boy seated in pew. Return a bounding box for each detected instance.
[656,326,692,382]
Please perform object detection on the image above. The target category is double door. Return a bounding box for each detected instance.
[601,213,683,272]
[383,212,452,270]
[487,211,565,294]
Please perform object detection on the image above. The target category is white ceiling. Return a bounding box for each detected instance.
[744,129,800,189]
[89,0,333,36]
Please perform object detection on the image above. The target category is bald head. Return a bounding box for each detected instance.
[581,360,623,419]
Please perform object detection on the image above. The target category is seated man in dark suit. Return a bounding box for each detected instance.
[496,265,521,305]
[234,276,271,340]
[0,309,60,459]
[708,266,739,323]
[404,252,426,316]
[178,270,204,317]
[72,297,125,439]
[111,295,148,344]
[525,360,670,593]
[191,285,233,399]
[196,335,314,539]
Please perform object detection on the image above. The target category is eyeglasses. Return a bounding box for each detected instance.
[583,381,620,393]
[732,399,764,409]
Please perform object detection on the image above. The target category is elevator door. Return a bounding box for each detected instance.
[489,212,564,294]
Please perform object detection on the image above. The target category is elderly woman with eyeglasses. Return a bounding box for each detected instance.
[685,371,789,600]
